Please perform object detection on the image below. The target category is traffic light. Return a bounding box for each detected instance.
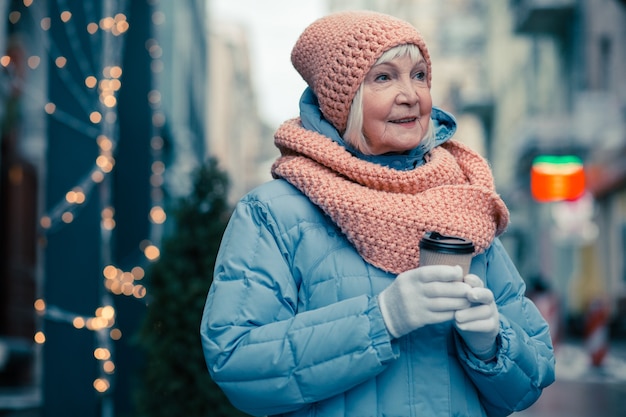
[530,155,585,202]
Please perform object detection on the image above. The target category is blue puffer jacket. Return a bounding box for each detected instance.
[201,102,555,416]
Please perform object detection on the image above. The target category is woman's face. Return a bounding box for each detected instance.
[361,54,432,155]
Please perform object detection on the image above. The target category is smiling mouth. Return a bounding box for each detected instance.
[390,117,417,124]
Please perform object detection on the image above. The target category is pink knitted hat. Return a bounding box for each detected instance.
[291,10,432,133]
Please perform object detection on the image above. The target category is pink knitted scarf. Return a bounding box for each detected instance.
[271,118,510,274]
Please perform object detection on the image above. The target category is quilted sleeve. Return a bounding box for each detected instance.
[455,239,556,416]
[200,192,397,416]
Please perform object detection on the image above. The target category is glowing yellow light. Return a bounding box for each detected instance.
[110,328,122,340]
[93,378,110,393]
[66,188,85,204]
[34,331,45,344]
[0,56,10,67]
[99,79,111,91]
[112,22,128,36]
[102,218,115,230]
[55,56,67,68]
[96,155,110,169]
[133,285,147,299]
[115,20,129,32]
[100,17,114,30]
[109,281,122,295]
[121,282,134,296]
[44,103,56,114]
[87,22,98,34]
[40,17,51,30]
[103,95,117,108]
[34,299,46,312]
[100,306,115,320]
[103,360,115,373]
[94,348,111,360]
[103,160,114,172]
[119,272,133,284]
[85,75,97,88]
[60,11,72,22]
[91,170,104,183]
[102,207,114,218]
[73,317,85,329]
[97,135,112,151]
[40,216,52,229]
[90,111,102,123]
[61,212,74,223]
[109,66,122,79]
[85,318,94,330]
[103,265,119,280]
[149,206,166,224]
[27,56,40,69]
[144,245,160,261]
[98,317,110,329]
[8,11,21,24]
[131,266,145,280]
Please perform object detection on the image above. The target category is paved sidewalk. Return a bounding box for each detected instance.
[513,340,626,417]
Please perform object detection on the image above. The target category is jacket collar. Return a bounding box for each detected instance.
[298,87,457,171]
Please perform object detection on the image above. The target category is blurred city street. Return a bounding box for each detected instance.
[514,339,626,417]
[1,0,626,415]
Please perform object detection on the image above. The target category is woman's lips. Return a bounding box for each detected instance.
[390,117,417,126]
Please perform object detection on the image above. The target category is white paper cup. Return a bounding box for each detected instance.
[419,231,475,276]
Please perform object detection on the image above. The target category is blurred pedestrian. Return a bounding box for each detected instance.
[201,10,555,417]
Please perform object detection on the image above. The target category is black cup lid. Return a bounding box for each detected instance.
[419,231,474,254]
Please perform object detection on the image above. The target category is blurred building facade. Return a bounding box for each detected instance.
[0,0,210,416]
[208,20,276,204]
[473,0,626,334]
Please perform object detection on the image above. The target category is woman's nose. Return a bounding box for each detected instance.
[396,79,419,104]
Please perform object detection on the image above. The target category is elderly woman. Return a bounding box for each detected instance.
[201,10,555,417]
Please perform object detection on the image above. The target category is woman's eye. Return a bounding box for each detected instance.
[413,71,426,81]
[374,73,390,82]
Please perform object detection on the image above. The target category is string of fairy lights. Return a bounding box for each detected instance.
[3,0,167,405]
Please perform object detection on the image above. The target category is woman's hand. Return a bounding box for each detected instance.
[378,265,471,338]
[454,274,500,360]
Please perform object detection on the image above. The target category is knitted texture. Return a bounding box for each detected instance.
[271,119,510,274]
[291,10,431,133]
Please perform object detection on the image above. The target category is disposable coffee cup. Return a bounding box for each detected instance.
[419,231,475,276]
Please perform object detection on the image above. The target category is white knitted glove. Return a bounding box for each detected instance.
[378,265,472,338]
[454,274,500,360]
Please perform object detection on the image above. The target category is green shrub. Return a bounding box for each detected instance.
[134,158,248,417]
